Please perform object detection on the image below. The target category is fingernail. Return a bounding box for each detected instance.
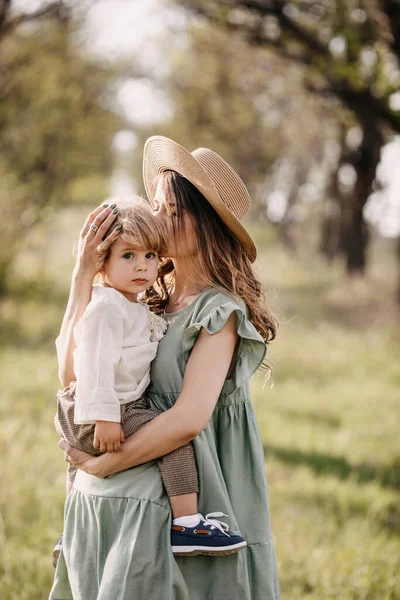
[103,203,108,208]
[112,208,118,214]
[115,224,122,231]
[110,203,116,209]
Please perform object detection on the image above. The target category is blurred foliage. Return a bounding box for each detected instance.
[142,24,283,192]
[179,0,400,126]
[176,0,400,275]
[134,20,338,218]
[0,4,399,598]
[0,4,123,293]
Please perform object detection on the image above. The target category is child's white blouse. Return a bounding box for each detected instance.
[56,286,167,425]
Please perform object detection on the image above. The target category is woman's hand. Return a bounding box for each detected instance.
[59,439,109,478]
[69,313,240,477]
[56,203,121,386]
[75,203,121,276]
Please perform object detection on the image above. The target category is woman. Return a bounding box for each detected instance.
[50,136,280,600]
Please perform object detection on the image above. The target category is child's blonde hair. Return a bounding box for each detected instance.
[97,196,165,281]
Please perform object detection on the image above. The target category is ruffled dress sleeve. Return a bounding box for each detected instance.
[181,292,266,398]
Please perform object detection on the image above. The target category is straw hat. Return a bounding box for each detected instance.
[143,135,257,262]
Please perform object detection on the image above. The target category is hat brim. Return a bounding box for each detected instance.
[143,136,257,262]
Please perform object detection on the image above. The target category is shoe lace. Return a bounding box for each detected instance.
[201,512,230,537]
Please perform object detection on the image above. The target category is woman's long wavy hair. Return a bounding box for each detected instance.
[145,171,278,347]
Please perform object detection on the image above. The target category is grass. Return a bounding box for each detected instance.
[0,211,399,599]
[252,228,400,599]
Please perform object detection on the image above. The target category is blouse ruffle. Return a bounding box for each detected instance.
[146,307,168,342]
[181,296,266,398]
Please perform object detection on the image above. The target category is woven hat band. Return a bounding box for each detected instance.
[143,136,257,262]
[145,143,219,206]
[192,149,250,221]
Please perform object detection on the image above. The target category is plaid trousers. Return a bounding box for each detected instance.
[54,382,199,497]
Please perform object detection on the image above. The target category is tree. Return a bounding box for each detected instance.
[0,0,67,42]
[0,1,122,293]
[178,0,400,274]
[135,19,337,241]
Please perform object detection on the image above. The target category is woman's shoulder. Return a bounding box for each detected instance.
[182,286,266,366]
[194,287,247,319]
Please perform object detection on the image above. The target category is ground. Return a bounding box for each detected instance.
[0,211,399,599]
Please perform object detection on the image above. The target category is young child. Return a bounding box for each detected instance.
[53,198,246,566]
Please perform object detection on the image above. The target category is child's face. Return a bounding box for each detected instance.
[100,238,159,301]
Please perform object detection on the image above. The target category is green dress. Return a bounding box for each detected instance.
[49,288,280,600]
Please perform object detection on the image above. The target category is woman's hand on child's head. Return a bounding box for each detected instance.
[94,421,125,453]
[76,203,121,276]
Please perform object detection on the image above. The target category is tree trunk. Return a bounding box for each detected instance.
[0,259,12,297]
[342,125,383,275]
[320,194,342,262]
[280,166,307,254]
[397,235,400,306]
[320,129,347,263]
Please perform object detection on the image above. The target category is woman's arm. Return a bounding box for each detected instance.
[57,268,95,386]
[61,312,238,477]
[57,204,121,386]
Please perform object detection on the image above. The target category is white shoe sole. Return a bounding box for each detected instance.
[172,540,247,557]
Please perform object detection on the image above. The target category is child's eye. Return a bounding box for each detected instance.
[123,253,133,259]
[145,252,157,259]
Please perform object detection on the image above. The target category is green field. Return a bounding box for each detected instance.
[1,213,399,599]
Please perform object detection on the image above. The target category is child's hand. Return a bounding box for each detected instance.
[94,421,125,453]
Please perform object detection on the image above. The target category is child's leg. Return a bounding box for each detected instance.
[169,493,198,519]
[54,383,102,507]
[53,383,100,568]
[159,441,247,556]
[157,442,199,519]
[54,383,102,460]
[121,398,246,556]
[65,461,79,497]
[53,458,76,568]
[121,398,200,518]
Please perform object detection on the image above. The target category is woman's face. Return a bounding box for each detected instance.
[153,180,198,258]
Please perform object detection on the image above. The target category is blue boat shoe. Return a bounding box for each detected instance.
[171,512,247,557]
